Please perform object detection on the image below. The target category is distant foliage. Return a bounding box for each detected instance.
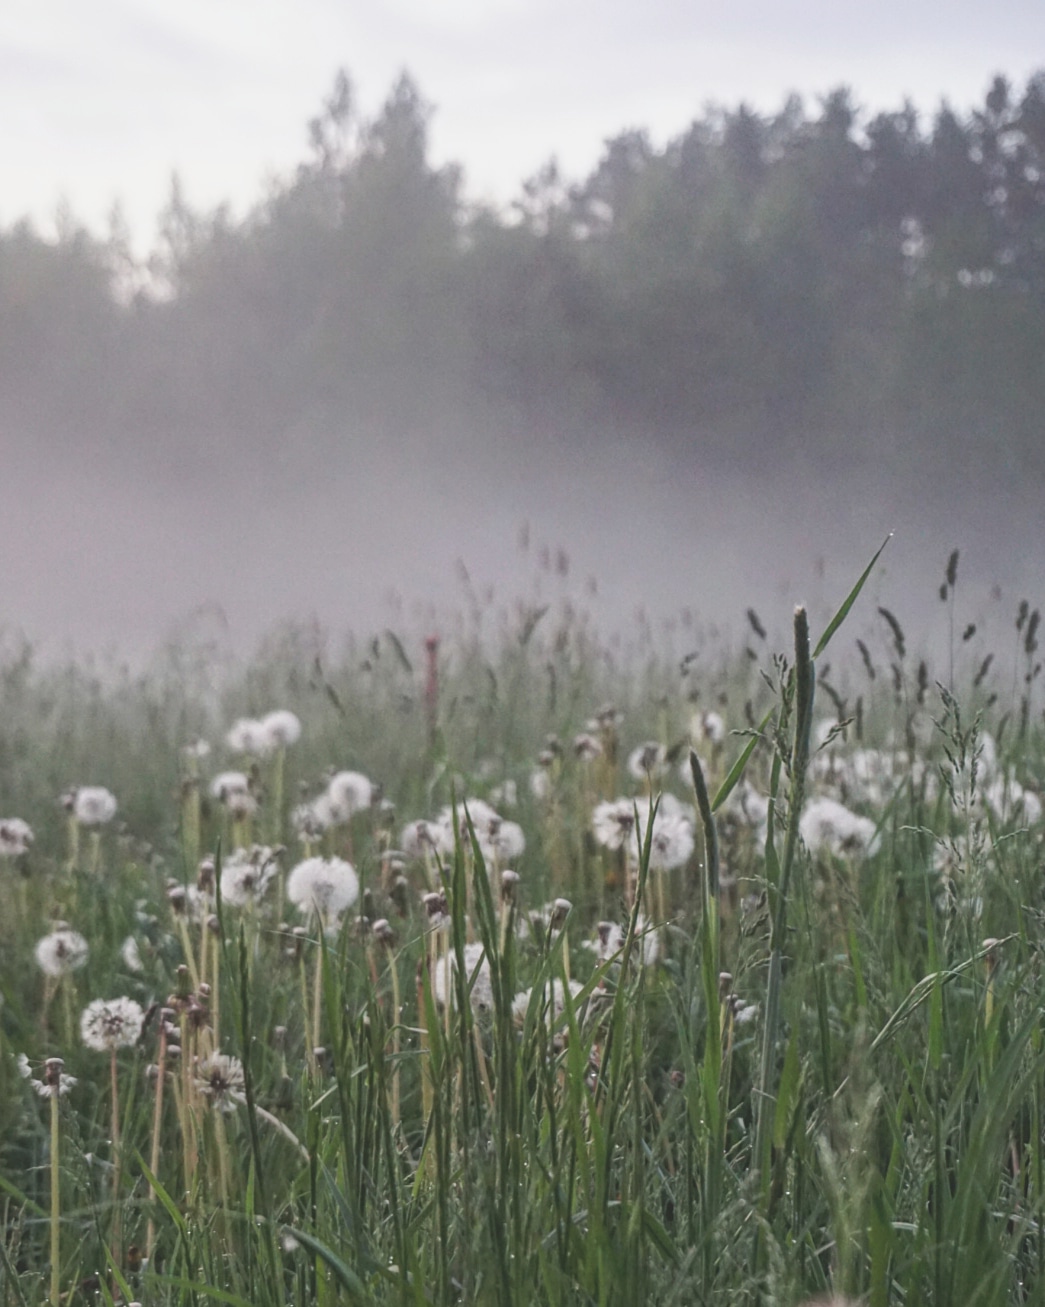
[5,69,1045,477]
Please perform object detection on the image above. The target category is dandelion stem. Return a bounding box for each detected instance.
[146,1024,167,1263]
[49,1083,60,1307]
[110,1048,122,1264]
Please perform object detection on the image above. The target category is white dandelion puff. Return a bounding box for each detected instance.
[225,718,274,756]
[321,771,373,824]
[800,797,879,858]
[261,710,302,748]
[73,787,117,827]
[431,941,493,1015]
[592,798,638,851]
[193,1051,245,1109]
[120,936,144,973]
[35,928,89,978]
[286,856,359,923]
[0,817,33,856]
[626,742,667,782]
[219,845,280,908]
[80,997,145,1052]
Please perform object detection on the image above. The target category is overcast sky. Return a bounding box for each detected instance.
[3,0,1044,254]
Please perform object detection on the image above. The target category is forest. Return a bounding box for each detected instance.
[4,68,1045,482]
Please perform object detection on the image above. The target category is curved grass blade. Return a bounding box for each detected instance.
[813,533,892,659]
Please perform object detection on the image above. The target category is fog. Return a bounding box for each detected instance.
[4,428,1038,674]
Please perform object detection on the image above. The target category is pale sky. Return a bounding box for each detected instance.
[3,1,1043,253]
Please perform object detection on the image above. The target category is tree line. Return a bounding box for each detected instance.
[4,69,1045,480]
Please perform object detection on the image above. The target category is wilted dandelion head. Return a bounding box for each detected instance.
[286,856,359,923]
[626,742,667,781]
[572,732,603,762]
[35,927,89,978]
[19,1054,77,1099]
[193,1051,245,1109]
[80,997,145,1052]
[422,890,451,932]
[584,915,660,966]
[261,709,302,748]
[0,817,33,856]
[73,786,117,827]
[219,845,280,908]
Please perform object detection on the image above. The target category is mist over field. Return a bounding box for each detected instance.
[3,424,1036,669]
[4,67,1045,669]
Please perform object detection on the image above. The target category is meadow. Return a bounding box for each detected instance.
[1,543,1043,1306]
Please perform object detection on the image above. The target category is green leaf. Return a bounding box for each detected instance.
[813,533,892,659]
[711,707,774,811]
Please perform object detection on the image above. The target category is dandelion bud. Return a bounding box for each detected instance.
[500,869,520,902]
[206,914,221,934]
[718,971,734,1000]
[422,891,448,920]
[167,885,188,915]
[273,1025,287,1050]
[197,982,212,1001]
[145,1064,160,1082]
[389,875,410,917]
[186,1001,209,1032]
[372,918,395,947]
[550,898,572,929]
[43,1057,65,1087]
[596,921,615,947]
[197,857,215,893]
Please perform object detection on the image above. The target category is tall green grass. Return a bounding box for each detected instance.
[1,555,1044,1305]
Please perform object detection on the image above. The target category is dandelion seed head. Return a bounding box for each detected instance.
[193,1051,245,1109]
[0,817,33,856]
[511,978,584,1026]
[120,936,144,973]
[73,786,117,827]
[80,997,145,1052]
[322,771,373,824]
[591,799,637,851]
[35,928,89,978]
[286,856,359,923]
[225,717,274,756]
[800,797,879,858]
[219,845,279,907]
[432,942,493,1014]
[626,742,667,781]
[572,732,603,761]
[209,771,250,802]
[261,709,302,748]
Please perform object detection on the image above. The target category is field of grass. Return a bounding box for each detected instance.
[2,545,1044,1306]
